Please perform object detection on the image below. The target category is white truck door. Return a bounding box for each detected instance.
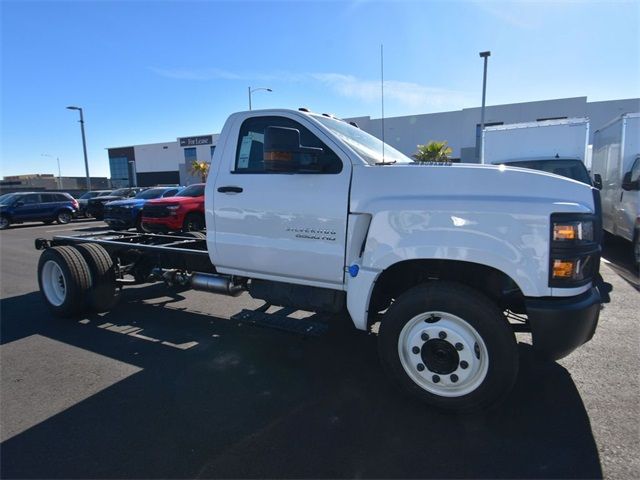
[212,114,351,288]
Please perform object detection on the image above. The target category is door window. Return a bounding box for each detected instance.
[22,194,40,204]
[234,116,342,174]
[630,158,640,182]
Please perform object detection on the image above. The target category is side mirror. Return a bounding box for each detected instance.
[593,174,602,190]
[263,126,323,173]
[621,171,639,191]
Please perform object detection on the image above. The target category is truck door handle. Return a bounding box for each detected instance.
[217,186,243,194]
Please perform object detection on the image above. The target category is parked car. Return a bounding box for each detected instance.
[0,192,78,229]
[77,190,112,217]
[141,183,205,232]
[86,187,145,220]
[104,187,182,231]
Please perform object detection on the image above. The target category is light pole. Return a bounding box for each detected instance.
[248,87,272,110]
[41,154,62,189]
[66,106,91,190]
[479,51,491,163]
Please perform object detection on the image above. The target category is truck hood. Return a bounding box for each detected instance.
[350,163,595,214]
[145,195,204,205]
[105,198,145,208]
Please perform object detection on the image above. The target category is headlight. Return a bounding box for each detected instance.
[549,214,600,288]
[552,220,594,243]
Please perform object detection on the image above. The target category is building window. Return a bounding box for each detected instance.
[109,156,130,186]
[536,117,567,122]
[184,147,197,164]
[210,146,216,160]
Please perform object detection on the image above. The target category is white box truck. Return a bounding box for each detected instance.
[591,113,640,268]
[481,118,592,185]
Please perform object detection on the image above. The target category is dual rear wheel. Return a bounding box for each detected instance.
[38,244,117,317]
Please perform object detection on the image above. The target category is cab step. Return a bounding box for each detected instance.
[231,304,329,336]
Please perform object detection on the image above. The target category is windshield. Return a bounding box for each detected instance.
[503,159,592,185]
[177,184,205,197]
[0,193,20,205]
[314,115,413,165]
[80,191,100,199]
[111,188,130,196]
[136,188,169,199]
[97,191,113,196]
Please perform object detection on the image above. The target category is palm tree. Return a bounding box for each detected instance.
[190,160,210,182]
[413,141,453,164]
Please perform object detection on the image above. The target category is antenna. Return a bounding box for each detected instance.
[381,43,385,162]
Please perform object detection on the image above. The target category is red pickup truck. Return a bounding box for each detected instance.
[141,183,205,232]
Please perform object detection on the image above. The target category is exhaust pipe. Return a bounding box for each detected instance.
[190,272,245,296]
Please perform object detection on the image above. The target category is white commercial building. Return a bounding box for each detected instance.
[108,96,639,186]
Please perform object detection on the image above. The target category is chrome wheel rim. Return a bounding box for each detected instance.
[41,260,67,306]
[0,217,8,229]
[58,212,71,224]
[398,311,489,397]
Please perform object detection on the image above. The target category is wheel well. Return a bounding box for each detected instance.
[367,259,525,328]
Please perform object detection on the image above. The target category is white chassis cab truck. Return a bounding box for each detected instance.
[591,112,640,269]
[35,109,610,412]
[481,118,592,185]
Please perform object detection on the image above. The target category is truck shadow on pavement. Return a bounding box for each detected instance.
[1,288,602,479]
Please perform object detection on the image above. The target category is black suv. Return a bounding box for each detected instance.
[86,187,145,220]
[0,192,78,229]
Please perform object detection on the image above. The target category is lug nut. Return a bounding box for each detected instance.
[412,346,420,354]
[460,361,469,369]
[432,375,440,383]
[417,363,425,371]
[421,332,429,341]
[450,374,459,383]
[455,342,464,351]
[439,331,447,339]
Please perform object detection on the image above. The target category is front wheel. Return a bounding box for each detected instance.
[378,281,519,412]
[182,213,204,232]
[57,210,72,224]
[0,215,10,230]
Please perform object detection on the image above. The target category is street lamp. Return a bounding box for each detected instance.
[248,87,272,110]
[478,51,491,163]
[66,106,91,190]
[41,154,62,189]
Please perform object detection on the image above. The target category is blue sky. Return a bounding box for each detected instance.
[1,0,639,178]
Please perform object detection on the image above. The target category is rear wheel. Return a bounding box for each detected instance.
[57,210,72,224]
[182,213,204,232]
[38,246,92,317]
[378,281,519,412]
[75,243,118,312]
[0,215,10,230]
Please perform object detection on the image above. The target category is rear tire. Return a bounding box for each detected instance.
[74,243,118,312]
[57,210,72,224]
[38,246,92,317]
[378,281,519,412]
[182,213,204,232]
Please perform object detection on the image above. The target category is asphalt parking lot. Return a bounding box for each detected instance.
[1,220,638,479]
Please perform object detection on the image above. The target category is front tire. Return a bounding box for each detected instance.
[378,281,519,412]
[0,215,10,230]
[37,246,92,317]
[182,213,204,232]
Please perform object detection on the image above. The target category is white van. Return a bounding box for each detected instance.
[591,113,640,268]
